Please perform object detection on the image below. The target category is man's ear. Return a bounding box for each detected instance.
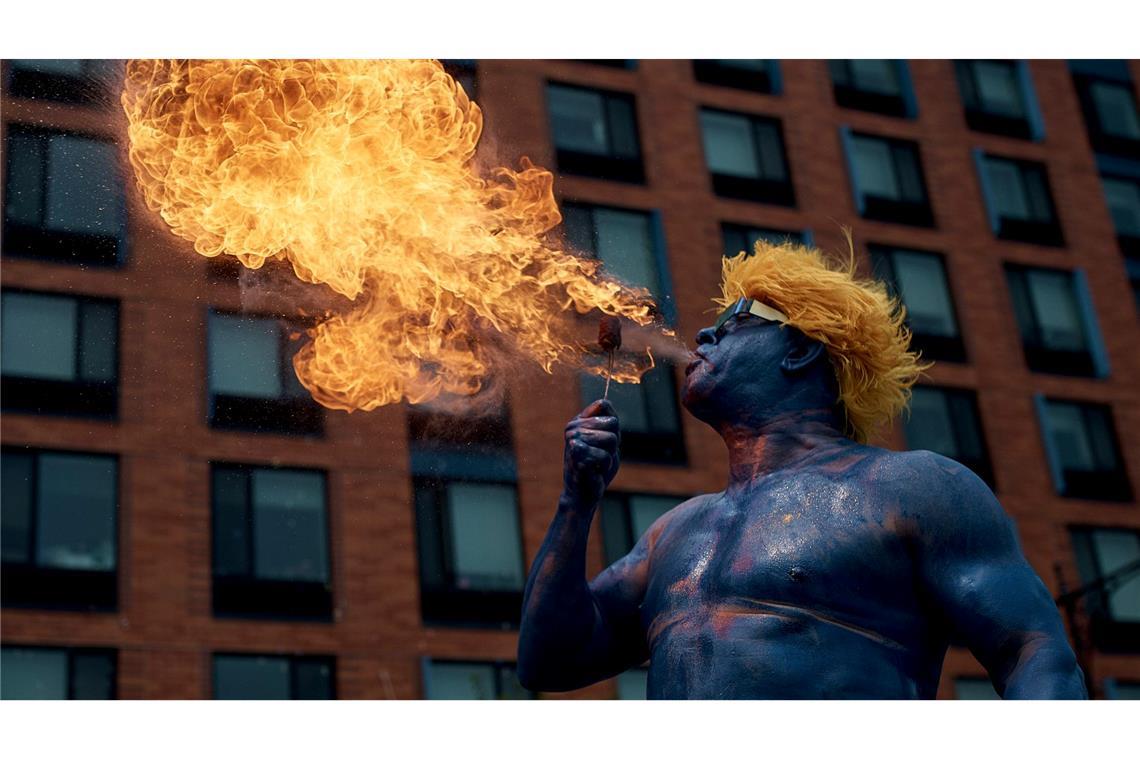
[780,329,827,374]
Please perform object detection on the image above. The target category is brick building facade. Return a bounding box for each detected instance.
[2,59,1138,699]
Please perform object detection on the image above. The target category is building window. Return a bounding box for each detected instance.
[616,667,649,699]
[692,60,779,94]
[2,448,117,611]
[573,60,637,70]
[841,130,933,227]
[562,202,672,319]
[1071,528,1140,652]
[954,60,1041,139]
[423,660,531,699]
[207,311,323,436]
[1070,61,1140,158]
[414,478,526,628]
[829,60,915,118]
[976,153,1063,246]
[903,387,994,488]
[1040,400,1131,502]
[601,493,681,565]
[211,464,332,620]
[580,362,686,465]
[954,677,999,699]
[1,646,115,699]
[546,83,644,184]
[1006,266,1101,377]
[441,59,477,100]
[1106,680,1140,699]
[1,290,118,418]
[869,246,965,363]
[721,223,806,258]
[6,60,116,105]
[699,109,795,206]
[3,126,126,267]
[1102,173,1140,256]
[213,654,335,699]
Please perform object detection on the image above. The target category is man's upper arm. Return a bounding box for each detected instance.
[906,453,1077,691]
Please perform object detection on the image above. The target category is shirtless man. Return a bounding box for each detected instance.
[517,242,1086,699]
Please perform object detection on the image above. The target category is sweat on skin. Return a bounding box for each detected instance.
[517,241,1086,700]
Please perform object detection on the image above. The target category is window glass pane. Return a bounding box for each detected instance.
[985,158,1030,219]
[1005,270,1037,342]
[581,372,650,432]
[44,135,123,235]
[70,653,115,699]
[1027,270,1086,351]
[209,314,283,398]
[973,61,1024,117]
[1092,530,1140,623]
[561,205,595,255]
[629,495,677,540]
[1082,406,1121,471]
[0,648,68,700]
[1,452,34,563]
[1115,683,1140,699]
[714,59,768,72]
[1091,82,1140,139]
[753,122,787,181]
[617,668,649,699]
[946,393,985,462]
[955,677,999,699]
[605,98,639,159]
[722,225,749,258]
[601,495,632,563]
[214,655,291,699]
[251,469,328,582]
[1102,177,1140,237]
[293,660,334,699]
[1,292,78,380]
[641,368,680,433]
[4,133,45,225]
[851,136,899,199]
[891,252,957,337]
[212,468,250,576]
[904,387,957,456]
[414,483,446,589]
[1046,402,1096,472]
[13,60,86,76]
[593,209,659,296]
[446,483,523,591]
[497,665,530,700]
[1021,167,1053,222]
[427,662,496,699]
[700,111,759,178]
[891,145,925,203]
[36,453,116,570]
[548,86,609,155]
[850,60,900,95]
[79,301,117,382]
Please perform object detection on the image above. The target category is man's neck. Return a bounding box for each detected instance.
[718,408,848,494]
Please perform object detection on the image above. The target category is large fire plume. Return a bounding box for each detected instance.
[121,59,660,411]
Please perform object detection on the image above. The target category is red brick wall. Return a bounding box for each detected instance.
[2,59,1138,699]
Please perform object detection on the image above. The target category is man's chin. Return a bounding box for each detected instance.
[680,376,718,424]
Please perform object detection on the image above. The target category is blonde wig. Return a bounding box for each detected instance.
[715,236,929,443]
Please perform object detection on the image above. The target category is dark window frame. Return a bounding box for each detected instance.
[976,152,1065,247]
[209,462,334,621]
[413,475,527,629]
[829,60,915,118]
[3,123,128,268]
[1,446,119,612]
[721,222,807,258]
[902,386,995,489]
[0,645,117,699]
[842,129,935,227]
[1005,265,1098,377]
[545,81,645,184]
[423,658,533,700]
[1040,399,1132,503]
[954,60,1041,140]
[5,60,114,106]
[869,245,967,363]
[699,107,796,206]
[206,309,324,437]
[1,287,120,419]
[1071,69,1140,159]
[1070,526,1140,652]
[212,652,336,699]
[692,60,779,94]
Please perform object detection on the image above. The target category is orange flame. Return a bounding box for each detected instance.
[121,59,658,411]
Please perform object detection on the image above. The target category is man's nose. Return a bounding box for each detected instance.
[695,327,717,346]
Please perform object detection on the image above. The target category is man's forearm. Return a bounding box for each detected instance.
[999,637,1088,699]
[517,495,609,690]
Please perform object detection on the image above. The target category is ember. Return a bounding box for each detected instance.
[121,60,660,411]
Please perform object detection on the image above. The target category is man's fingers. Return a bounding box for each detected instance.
[568,429,619,450]
[580,399,617,419]
[567,415,619,433]
[569,440,614,467]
